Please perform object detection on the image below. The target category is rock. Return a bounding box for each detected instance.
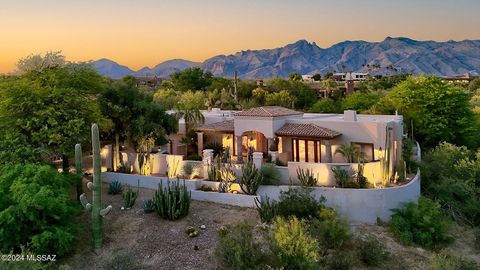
[194,245,199,251]
[200,225,206,230]
[121,206,125,210]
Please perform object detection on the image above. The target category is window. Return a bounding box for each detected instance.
[292,139,321,163]
[352,142,374,162]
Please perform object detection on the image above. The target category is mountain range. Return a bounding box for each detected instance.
[91,37,480,79]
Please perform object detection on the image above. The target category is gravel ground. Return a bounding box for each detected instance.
[62,182,259,270]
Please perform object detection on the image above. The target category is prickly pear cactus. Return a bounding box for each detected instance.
[79,123,112,251]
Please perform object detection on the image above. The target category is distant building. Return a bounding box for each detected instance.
[256,80,265,87]
[438,73,478,83]
[332,72,369,81]
[134,77,163,88]
[302,74,315,82]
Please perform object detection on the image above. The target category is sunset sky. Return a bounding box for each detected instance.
[1,0,479,73]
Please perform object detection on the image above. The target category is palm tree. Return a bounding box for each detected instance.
[175,105,205,156]
[334,143,365,163]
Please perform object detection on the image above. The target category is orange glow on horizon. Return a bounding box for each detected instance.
[1,0,479,73]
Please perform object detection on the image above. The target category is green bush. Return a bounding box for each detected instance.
[153,179,191,220]
[182,162,194,179]
[238,160,263,195]
[355,236,389,266]
[255,196,278,223]
[260,164,281,185]
[0,164,79,257]
[430,251,479,270]
[389,197,452,249]
[276,188,325,220]
[271,216,319,270]
[421,142,480,226]
[296,168,318,187]
[215,222,265,270]
[308,208,350,252]
[326,250,355,270]
[331,166,351,188]
[108,180,123,195]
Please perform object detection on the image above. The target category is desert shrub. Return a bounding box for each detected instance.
[153,179,191,220]
[215,222,265,270]
[355,236,389,266]
[430,250,479,270]
[331,166,351,188]
[255,196,278,223]
[122,182,139,208]
[199,184,213,192]
[108,180,123,195]
[276,188,325,220]
[103,250,144,270]
[0,164,79,257]
[389,197,452,249]
[143,199,155,213]
[271,216,319,270]
[309,208,350,252]
[296,168,318,187]
[238,160,263,195]
[326,250,356,270]
[354,163,368,188]
[182,162,194,179]
[260,164,281,185]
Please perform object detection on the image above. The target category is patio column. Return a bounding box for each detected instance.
[196,132,204,157]
[236,135,243,163]
[253,152,263,169]
[324,140,332,163]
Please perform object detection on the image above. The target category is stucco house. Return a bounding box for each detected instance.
[168,106,404,185]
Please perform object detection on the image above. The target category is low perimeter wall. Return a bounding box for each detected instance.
[102,170,420,224]
[257,170,421,224]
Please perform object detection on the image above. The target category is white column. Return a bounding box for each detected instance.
[236,135,243,163]
[324,140,332,163]
[253,152,263,169]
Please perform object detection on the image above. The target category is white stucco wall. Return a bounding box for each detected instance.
[257,169,420,224]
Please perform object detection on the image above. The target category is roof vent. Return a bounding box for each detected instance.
[344,110,357,121]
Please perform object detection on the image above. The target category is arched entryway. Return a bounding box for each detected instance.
[241,131,267,156]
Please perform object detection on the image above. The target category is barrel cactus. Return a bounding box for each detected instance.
[79,123,112,251]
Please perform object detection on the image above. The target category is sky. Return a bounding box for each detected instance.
[1,0,480,73]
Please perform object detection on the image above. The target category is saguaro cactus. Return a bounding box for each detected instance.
[80,123,112,251]
[75,143,83,201]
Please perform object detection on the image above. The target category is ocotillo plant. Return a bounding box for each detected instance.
[80,123,112,251]
[75,143,83,201]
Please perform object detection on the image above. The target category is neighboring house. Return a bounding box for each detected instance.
[332,72,369,81]
[169,106,403,182]
[134,77,163,88]
[438,73,478,83]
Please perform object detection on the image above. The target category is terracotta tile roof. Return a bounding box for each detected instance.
[275,123,341,139]
[235,106,303,117]
[197,120,234,133]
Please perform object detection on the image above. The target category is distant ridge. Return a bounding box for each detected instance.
[91,37,480,79]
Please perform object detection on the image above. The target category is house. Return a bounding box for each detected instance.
[169,106,404,183]
[332,72,369,81]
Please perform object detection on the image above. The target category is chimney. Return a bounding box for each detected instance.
[344,110,357,121]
